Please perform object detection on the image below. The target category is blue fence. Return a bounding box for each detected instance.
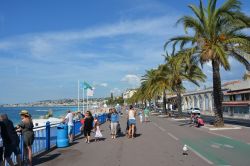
[5,113,107,166]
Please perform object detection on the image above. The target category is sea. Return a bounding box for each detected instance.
[0,106,80,125]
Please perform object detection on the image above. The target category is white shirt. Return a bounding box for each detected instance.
[128,110,135,120]
[65,112,74,126]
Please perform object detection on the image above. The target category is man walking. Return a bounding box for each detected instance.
[64,110,74,143]
[0,114,21,166]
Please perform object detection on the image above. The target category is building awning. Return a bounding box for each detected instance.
[224,89,250,95]
[223,101,250,106]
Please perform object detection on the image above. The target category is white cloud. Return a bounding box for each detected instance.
[100,83,108,87]
[121,74,141,87]
[110,88,122,96]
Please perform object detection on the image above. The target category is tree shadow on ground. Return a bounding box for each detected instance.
[33,153,61,165]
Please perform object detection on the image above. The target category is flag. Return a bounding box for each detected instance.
[87,88,94,97]
[80,81,92,90]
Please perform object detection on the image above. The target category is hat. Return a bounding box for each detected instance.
[19,110,30,117]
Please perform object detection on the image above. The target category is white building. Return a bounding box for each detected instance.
[167,79,250,119]
[123,89,137,99]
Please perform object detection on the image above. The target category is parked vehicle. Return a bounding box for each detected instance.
[187,108,201,114]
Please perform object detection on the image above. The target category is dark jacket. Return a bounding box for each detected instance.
[2,119,20,146]
[0,121,11,146]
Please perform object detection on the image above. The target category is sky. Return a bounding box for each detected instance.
[0,0,249,104]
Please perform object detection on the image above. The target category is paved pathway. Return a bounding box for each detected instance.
[35,114,210,166]
[154,116,250,166]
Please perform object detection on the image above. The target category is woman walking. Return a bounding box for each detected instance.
[83,111,94,144]
[128,105,136,139]
[16,110,34,166]
[110,108,119,139]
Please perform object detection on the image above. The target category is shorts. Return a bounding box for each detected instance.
[129,119,136,125]
[84,128,92,137]
[4,144,21,158]
[68,125,73,135]
[23,132,34,147]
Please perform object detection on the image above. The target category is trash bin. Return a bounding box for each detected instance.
[56,124,69,148]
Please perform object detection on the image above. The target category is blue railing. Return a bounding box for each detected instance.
[5,113,107,166]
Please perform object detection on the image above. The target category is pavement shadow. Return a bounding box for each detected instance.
[117,132,126,138]
[33,153,61,165]
[135,133,142,137]
[69,141,79,146]
[74,136,85,141]
[90,138,106,142]
[179,123,191,126]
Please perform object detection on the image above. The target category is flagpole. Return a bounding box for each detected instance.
[82,87,85,113]
[87,93,89,111]
[78,80,80,112]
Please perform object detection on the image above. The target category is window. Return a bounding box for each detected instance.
[245,93,250,101]
[230,95,236,101]
[224,95,230,101]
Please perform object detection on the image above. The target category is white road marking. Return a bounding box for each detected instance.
[186,145,214,165]
[152,122,166,132]
[223,144,234,149]
[211,144,221,149]
[167,132,179,141]
[158,126,166,132]
[208,132,232,139]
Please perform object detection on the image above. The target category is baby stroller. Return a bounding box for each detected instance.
[117,122,121,134]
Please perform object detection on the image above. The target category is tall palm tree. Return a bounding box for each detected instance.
[162,53,206,116]
[165,0,250,126]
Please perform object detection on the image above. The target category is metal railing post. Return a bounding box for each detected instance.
[73,120,76,137]
[46,121,50,151]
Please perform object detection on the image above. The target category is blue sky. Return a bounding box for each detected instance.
[0,0,249,104]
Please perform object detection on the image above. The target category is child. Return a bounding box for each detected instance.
[138,110,143,123]
[94,119,103,141]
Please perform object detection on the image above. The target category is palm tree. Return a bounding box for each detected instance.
[162,52,206,116]
[141,68,170,111]
[165,0,250,126]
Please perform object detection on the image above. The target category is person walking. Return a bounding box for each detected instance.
[144,107,150,122]
[138,110,143,123]
[128,105,136,139]
[84,111,94,143]
[0,114,21,166]
[0,118,11,166]
[16,110,34,166]
[63,110,74,143]
[94,118,103,141]
[110,108,119,139]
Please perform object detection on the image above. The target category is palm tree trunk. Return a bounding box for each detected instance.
[212,60,224,127]
[176,90,182,116]
[163,90,167,113]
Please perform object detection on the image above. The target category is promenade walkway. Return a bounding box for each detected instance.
[34,115,208,166]
[34,113,250,166]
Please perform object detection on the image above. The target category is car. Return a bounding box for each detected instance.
[191,108,201,114]
[187,108,201,114]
